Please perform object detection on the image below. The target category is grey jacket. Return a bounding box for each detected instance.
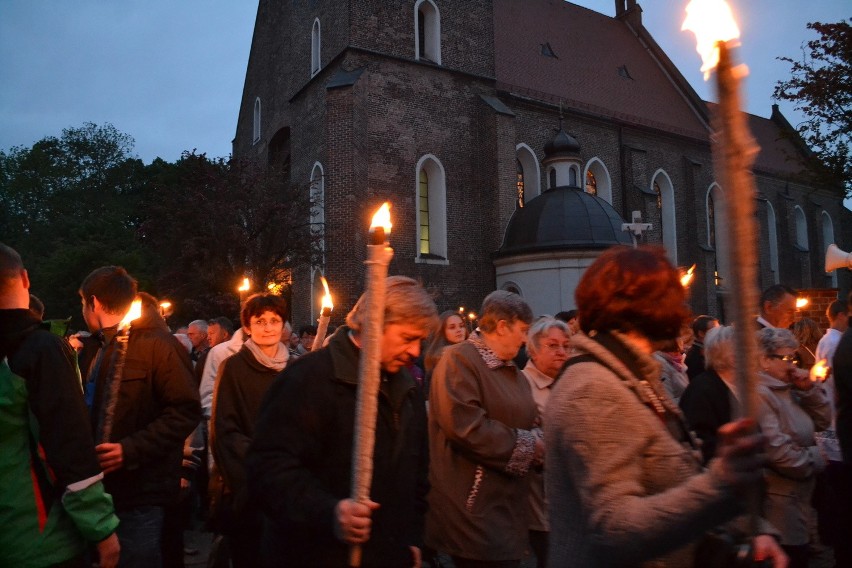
[545,332,746,567]
[757,372,831,545]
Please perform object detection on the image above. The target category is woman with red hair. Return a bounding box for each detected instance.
[545,246,787,567]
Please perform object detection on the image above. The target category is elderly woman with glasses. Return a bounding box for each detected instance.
[521,317,572,567]
[756,327,832,568]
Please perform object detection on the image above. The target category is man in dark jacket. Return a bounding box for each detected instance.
[830,290,852,567]
[80,266,201,567]
[0,243,121,567]
[247,276,438,567]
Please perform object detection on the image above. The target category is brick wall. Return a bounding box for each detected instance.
[796,288,841,332]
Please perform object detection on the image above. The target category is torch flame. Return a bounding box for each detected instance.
[320,276,334,311]
[680,264,697,288]
[796,297,809,309]
[370,203,392,235]
[238,277,251,292]
[682,0,741,79]
[159,301,171,310]
[811,359,829,382]
[118,299,142,331]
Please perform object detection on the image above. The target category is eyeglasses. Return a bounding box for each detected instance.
[251,318,283,328]
[768,353,799,364]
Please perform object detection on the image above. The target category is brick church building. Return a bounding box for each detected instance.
[232,0,848,326]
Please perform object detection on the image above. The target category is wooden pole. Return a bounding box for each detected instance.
[711,39,762,534]
[349,224,393,567]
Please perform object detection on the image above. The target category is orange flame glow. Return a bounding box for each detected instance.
[796,297,809,309]
[118,300,142,331]
[370,202,392,235]
[682,0,741,79]
[680,264,696,288]
[320,276,334,312]
[238,277,251,293]
[811,359,829,382]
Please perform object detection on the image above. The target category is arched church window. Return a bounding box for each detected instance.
[516,159,525,208]
[652,171,677,264]
[707,184,730,289]
[311,18,321,76]
[418,169,430,254]
[766,201,779,283]
[253,97,261,144]
[549,168,556,189]
[584,158,611,204]
[585,170,597,196]
[569,166,578,187]
[415,0,441,65]
[708,192,716,248]
[794,206,808,250]
[416,155,447,262]
[516,144,540,201]
[310,162,325,264]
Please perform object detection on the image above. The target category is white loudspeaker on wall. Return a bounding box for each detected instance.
[825,244,852,272]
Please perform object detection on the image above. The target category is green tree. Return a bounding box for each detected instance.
[0,123,152,325]
[774,19,852,197]
[140,152,320,322]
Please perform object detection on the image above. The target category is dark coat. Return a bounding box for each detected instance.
[90,310,201,510]
[831,328,852,462]
[247,327,429,568]
[679,369,735,464]
[210,344,278,512]
[684,342,706,381]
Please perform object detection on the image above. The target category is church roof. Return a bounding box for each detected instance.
[497,186,634,257]
[493,0,710,140]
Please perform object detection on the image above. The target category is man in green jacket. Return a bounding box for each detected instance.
[0,242,120,567]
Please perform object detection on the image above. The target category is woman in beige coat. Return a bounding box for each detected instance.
[756,327,832,568]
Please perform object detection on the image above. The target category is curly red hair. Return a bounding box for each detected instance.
[576,246,690,342]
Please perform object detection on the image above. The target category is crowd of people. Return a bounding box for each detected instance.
[1,240,851,568]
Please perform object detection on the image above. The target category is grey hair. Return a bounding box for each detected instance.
[346,275,439,334]
[526,317,570,358]
[703,325,736,372]
[756,327,798,356]
[188,319,208,332]
[477,290,534,333]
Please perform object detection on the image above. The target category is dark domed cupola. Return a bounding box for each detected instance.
[494,120,632,316]
[542,117,583,189]
[543,128,581,158]
[497,186,632,256]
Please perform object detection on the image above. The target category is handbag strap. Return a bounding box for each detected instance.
[561,349,699,452]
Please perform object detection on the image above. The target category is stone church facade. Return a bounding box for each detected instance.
[233,0,848,326]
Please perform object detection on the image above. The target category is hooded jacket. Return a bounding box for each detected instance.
[0,309,118,566]
[88,307,200,510]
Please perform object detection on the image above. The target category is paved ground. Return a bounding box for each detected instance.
[181,529,835,567]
